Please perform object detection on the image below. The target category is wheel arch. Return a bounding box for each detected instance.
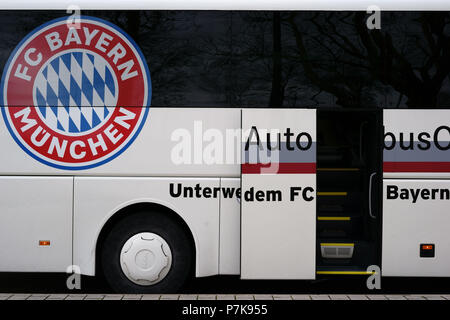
[94,201,197,278]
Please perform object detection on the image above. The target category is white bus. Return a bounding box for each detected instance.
[1,6,450,293]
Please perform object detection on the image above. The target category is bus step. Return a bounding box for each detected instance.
[317,170,362,189]
[317,240,377,267]
[317,215,362,239]
[320,243,354,259]
[318,229,348,238]
[317,191,348,196]
[317,216,351,221]
[317,204,345,213]
[317,191,362,210]
[317,168,361,172]
[316,266,375,275]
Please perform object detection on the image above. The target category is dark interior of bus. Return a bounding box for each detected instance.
[316,109,382,273]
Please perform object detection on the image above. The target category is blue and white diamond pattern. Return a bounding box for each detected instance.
[33,51,117,134]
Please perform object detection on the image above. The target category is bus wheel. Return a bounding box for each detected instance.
[100,211,192,293]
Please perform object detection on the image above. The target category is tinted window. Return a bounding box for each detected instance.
[1,10,449,108]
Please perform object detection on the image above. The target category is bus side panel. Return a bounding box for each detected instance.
[383,110,450,277]
[382,179,450,276]
[219,178,241,275]
[0,108,241,177]
[240,109,316,279]
[0,176,73,272]
[73,177,220,277]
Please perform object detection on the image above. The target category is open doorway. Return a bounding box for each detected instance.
[316,109,383,273]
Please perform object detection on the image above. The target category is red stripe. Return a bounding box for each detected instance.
[383,162,450,172]
[242,162,316,174]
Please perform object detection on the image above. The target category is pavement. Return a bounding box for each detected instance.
[0,293,450,300]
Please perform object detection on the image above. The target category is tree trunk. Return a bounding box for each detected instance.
[269,12,283,107]
[126,11,141,43]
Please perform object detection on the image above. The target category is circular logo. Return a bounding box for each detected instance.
[0,16,151,170]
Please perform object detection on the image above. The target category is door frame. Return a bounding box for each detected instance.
[315,107,384,272]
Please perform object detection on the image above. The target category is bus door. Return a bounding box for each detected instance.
[316,109,382,274]
[240,109,316,279]
[382,110,450,277]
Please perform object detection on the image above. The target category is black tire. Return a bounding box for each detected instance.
[101,211,192,293]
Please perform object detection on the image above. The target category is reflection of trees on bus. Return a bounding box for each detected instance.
[1,11,450,108]
[191,11,450,109]
[288,12,450,109]
[105,11,201,106]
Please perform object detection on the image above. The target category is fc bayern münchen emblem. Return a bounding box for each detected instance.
[0,16,151,170]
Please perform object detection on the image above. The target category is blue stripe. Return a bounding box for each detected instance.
[69,75,82,106]
[93,68,105,102]
[384,141,450,162]
[243,142,316,163]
